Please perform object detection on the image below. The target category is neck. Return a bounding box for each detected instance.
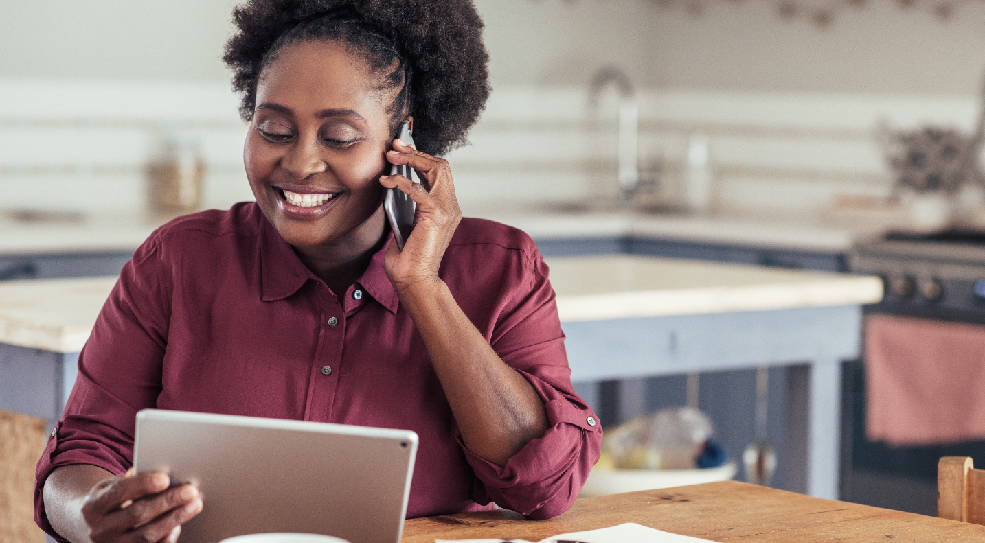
[293,206,388,299]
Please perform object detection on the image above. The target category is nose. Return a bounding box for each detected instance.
[281,134,327,180]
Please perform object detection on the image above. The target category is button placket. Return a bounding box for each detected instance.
[304,295,345,421]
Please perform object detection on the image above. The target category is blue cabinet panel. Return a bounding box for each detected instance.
[0,251,132,281]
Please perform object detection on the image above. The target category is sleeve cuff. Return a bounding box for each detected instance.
[459,371,603,517]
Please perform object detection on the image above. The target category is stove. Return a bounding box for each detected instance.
[850,229,985,323]
[844,229,985,515]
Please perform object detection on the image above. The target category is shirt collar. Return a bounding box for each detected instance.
[259,212,310,302]
[357,231,399,314]
[258,209,399,313]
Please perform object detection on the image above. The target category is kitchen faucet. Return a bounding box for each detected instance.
[588,66,639,200]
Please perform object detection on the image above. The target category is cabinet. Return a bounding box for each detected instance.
[0,251,132,281]
[535,234,851,497]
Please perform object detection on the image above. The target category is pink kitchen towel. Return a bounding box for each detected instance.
[866,314,985,445]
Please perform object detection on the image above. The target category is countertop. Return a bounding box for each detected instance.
[0,204,894,256]
[0,211,163,255]
[549,255,882,322]
[0,255,882,353]
[0,276,116,353]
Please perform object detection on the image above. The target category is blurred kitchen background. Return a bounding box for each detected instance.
[4,0,985,524]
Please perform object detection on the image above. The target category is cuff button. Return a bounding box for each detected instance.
[587,416,597,427]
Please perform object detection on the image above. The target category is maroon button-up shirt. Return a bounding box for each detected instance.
[35,203,602,538]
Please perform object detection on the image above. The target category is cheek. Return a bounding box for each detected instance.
[344,147,389,189]
[243,133,275,183]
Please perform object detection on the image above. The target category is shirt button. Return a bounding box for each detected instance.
[587,416,597,427]
[321,365,333,376]
[327,317,339,327]
[353,290,363,300]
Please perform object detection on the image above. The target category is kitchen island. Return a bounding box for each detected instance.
[0,255,881,501]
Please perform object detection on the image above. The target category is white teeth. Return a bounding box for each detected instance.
[282,189,334,208]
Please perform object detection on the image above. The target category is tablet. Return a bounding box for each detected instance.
[133,409,418,543]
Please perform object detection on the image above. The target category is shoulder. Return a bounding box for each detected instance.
[442,217,549,285]
[448,217,541,262]
[134,202,264,266]
[151,202,262,242]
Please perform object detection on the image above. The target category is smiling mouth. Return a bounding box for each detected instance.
[279,188,337,208]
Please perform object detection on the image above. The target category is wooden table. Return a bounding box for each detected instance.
[402,481,985,542]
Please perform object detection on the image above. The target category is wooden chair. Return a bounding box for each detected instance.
[939,456,985,524]
[0,410,48,543]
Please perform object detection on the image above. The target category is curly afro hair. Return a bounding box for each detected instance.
[223,0,490,157]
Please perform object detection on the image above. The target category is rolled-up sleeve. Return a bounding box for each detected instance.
[35,233,171,537]
[460,242,602,519]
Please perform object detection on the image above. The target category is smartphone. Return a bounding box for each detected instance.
[384,122,416,251]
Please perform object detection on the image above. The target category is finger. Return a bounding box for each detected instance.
[121,496,200,543]
[379,174,432,206]
[86,472,170,517]
[124,484,200,530]
[394,137,416,151]
[386,144,449,183]
[99,484,201,537]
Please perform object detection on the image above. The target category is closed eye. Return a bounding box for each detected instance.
[257,127,293,142]
[256,119,294,142]
[322,136,361,148]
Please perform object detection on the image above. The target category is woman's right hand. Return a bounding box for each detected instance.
[45,465,202,543]
[80,471,202,543]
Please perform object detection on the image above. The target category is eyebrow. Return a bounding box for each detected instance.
[255,103,367,122]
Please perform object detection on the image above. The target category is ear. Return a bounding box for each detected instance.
[406,116,414,134]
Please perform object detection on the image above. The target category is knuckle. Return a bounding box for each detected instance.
[122,498,157,526]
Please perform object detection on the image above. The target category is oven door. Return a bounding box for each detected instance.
[845,239,985,515]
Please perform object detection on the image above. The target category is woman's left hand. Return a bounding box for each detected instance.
[379,138,462,293]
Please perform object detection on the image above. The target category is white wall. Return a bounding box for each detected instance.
[2,1,984,216]
[0,0,237,82]
[5,0,983,94]
[476,0,985,96]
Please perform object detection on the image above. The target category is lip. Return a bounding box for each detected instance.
[271,184,343,220]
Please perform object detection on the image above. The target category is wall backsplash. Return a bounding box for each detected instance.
[1,80,982,220]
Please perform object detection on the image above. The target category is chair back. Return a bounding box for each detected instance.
[939,456,985,524]
[0,410,48,543]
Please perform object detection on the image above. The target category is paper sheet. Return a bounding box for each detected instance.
[435,522,717,542]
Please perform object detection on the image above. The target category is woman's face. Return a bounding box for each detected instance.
[244,39,396,250]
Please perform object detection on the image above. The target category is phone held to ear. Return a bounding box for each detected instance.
[384,122,416,251]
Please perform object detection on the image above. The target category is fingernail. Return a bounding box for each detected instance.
[153,473,169,487]
[169,526,181,543]
[395,138,406,147]
[184,500,201,514]
[179,485,197,500]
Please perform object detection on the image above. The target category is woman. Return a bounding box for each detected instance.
[36,1,602,542]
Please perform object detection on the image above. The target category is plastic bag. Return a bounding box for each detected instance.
[599,407,726,470]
